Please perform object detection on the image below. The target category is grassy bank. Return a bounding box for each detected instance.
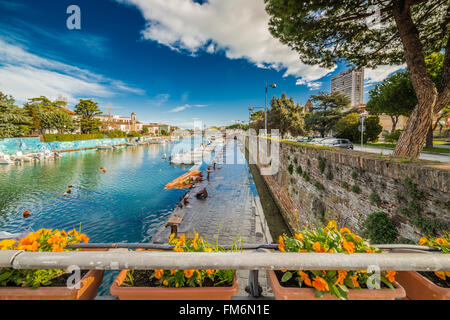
[365,143,450,154]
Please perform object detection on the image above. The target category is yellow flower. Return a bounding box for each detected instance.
[418,237,428,245]
[154,269,164,279]
[0,239,16,250]
[326,221,337,229]
[168,233,175,243]
[174,246,184,252]
[163,280,169,286]
[340,227,351,234]
[294,233,304,242]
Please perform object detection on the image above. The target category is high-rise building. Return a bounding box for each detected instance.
[331,68,364,107]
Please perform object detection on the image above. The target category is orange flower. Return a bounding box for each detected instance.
[304,278,312,286]
[342,239,355,254]
[312,276,329,292]
[278,236,285,252]
[340,227,351,234]
[206,269,215,275]
[52,245,63,252]
[312,242,325,253]
[294,233,304,242]
[79,234,90,243]
[435,238,446,245]
[163,280,169,286]
[350,275,359,287]
[335,270,347,285]
[154,269,164,279]
[385,270,396,283]
[298,270,309,281]
[184,269,194,278]
[178,235,186,246]
[434,271,446,280]
[170,269,177,275]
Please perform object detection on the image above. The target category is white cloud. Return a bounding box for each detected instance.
[365,65,406,84]
[169,104,208,113]
[296,79,322,90]
[117,0,334,84]
[0,38,144,104]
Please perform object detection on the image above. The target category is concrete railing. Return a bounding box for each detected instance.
[1,250,449,271]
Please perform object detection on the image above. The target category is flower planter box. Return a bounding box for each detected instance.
[0,270,104,300]
[396,271,450,300]
[268,270,406,300]
[110,270,238,300]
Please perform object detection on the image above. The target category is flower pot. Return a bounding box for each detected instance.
[396,271,450,300]
[268,270,406,300]
[0,270,104,300]
[110,270,238,300]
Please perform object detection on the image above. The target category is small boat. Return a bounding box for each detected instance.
[164,170,203,189]
[126,142,137,147]
[162,153,167,159]
[0,152,13,165]
[97,145,113,150]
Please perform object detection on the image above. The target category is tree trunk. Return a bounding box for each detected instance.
[392,4,438,159]
[391,116,398,132]
[425,125,433,148]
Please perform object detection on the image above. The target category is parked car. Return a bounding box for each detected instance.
[321,138,354,149]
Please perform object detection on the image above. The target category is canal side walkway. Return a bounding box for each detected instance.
[152,138,274,297]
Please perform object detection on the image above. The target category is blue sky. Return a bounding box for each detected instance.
[0,0,404,128]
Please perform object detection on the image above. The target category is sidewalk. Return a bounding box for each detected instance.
[152,138,273,297]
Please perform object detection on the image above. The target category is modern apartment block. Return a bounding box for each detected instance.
[331,68,365,108]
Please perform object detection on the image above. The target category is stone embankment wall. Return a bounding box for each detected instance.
[246,136,450,242]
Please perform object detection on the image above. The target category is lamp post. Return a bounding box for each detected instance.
[248,106,265,133]
[265,83,277,134]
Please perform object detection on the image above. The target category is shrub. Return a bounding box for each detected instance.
[127,131,142,138]
[296,165,303,175]
[369,192,382,206]
[278,221,397,300]
[288,164,294,175]
[384,130,403,142]
[362,212,398,244]
[326,171,333,180]
[318,156,326,173]
[314,181,325,190]
[43,133,105,142]
[351,185,361,194]
[335,113,382,143]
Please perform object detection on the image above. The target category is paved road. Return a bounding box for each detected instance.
[353,145,449,162]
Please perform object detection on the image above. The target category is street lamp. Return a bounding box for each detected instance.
[265,83,277,133]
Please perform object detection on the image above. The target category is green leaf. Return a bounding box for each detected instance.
[281,271,293,282]
[314,289,326,298]
[337,284,349,292]
[380,276,395,290]
[337,286,349,300]
[330,284,341,299]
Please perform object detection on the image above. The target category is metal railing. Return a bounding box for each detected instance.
[1,250,449,271]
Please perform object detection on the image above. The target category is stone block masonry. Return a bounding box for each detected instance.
[247,136,450,242]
